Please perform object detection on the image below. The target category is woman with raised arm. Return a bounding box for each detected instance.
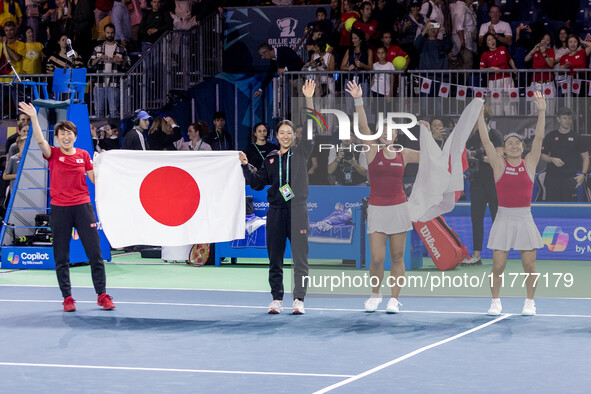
[345,80,422,314]
[18,102,115,312]
[478,92,546,316]
[238,80,316,315]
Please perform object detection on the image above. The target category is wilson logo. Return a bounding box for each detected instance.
[420,225,441,259]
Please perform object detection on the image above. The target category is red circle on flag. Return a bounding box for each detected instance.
[422,83,429,89]
[441,87,448,93]
[458,90,465,96]
[562,83,567,89]
[573,83,579,90]
[511,92,517,98]
[140,166,200,226]
[476,92,482,97]
[493,92,499,98]
[527,90,534,97]
[544,88,551,95]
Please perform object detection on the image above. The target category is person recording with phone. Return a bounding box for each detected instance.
[45,34,83,73]
[523,30,555,114]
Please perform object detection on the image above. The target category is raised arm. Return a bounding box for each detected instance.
[344,80,372,136]
[18,102,51,158]
[477,106,503,177]
[525,92,546,172]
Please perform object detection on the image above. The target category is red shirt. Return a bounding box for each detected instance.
[385,45,407,63]
[368,149,406,206]
[339,11,360,47]
[45,146,93,206]
[559,49,588,76]
[495,160,533,208]
[480,46,512,80]
[531,48,555,82]
[353,19,379,41]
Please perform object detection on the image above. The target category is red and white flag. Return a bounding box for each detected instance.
[588,81,591,96]
[489,88,503,102]
[94,151,245,247]
[438,82,450,97]
[542,82,555,97]
[525,85,536,101]
[560,80,570,94]
[472,87,487,98]
[456,85,467,100]
[507,88,519,103]
[572,79,582,94]
[420,78,432,93]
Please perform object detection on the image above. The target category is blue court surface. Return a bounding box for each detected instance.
[1,285,590,393]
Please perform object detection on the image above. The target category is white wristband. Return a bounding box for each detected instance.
[354,98,363,106]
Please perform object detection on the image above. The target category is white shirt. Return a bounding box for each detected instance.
[371,62,395,96]
[478,20,512,39]
[451,1,477,55]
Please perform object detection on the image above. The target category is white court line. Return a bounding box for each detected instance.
[0,362,353,378]
[1,299,590,317]
[313,314,513,394]
[0,284,268,293]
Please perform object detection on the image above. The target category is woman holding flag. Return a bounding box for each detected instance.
[239,80,316,315]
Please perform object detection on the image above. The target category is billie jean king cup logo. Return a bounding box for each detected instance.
[277,18,298,37]
[305,109,418,153]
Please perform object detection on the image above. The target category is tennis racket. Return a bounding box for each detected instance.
[188,244,210,267]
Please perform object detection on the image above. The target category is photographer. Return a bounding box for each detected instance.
[327,138,368,186]
[463,106,503,265]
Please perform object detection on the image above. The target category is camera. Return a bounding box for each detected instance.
[344,151,354,161]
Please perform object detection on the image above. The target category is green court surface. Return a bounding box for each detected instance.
[1,253,588,299]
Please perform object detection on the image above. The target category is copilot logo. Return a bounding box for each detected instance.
[542,226,569,252]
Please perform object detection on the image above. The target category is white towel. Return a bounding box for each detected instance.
[408,98,484,222]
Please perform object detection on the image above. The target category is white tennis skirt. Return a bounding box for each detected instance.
[487,207,543,251]
[367,203,412,235]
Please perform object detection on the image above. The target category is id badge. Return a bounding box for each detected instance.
[279,184,294,201]
[345,171,352,183]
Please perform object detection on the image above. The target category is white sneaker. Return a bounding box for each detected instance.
[292,299,305,315]
[522,299,536,316]
[385,298,402,314]
[268,300,283,314]
[460,256,482,266]
[364,293,382,312]
[487,298,502,316]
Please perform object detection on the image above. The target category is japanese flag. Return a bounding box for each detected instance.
[572,79,582,94]
[525,85,536,101]
[456,85,467,101]
[420,78,432,94]
[472,87,487,98]
[438,82,450,97]
[94,151,245,248]
[507,88,519,103]
[542,82,555,97]
[560,80,570,94]
[489,88,503,102]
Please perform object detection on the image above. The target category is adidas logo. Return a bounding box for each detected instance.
[377,161,384,166]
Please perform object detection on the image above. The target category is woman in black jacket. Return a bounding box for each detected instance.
[147,116,182,150]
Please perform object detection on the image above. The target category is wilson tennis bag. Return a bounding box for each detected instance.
[413,216,469,271]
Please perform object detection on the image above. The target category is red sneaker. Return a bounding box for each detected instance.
[97,293,115,310]
[63,296,76,312]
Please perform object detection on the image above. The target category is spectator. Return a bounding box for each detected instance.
[451,0,477,70]
[95,0,114,25]
[41,0,72,43]
[309,7,333,41]
[5,112,29,153]
[138,0,173,52]
[480,32,516,116]
[175,121,212,151]
[558,34,591,78]
[24,0,42,39]
[147,116,182,150]
[305,24,325,57]
[254,43,302,99]
[205,111,233,151]
[1,21,25,75]
[478,5,512,48]
[429,116,448,149]
[414,21,452,96]
[327,139,367,186]
[22,26,44,75]
[44,34,84,73]
[0,0,23,28]
[420,0,445,39]
[399,0,425,70]
[170,0,198,31]
[123,110,151,150]
[524,31,555,114]
[88,23,130,119]
[2,135,26,207]
[71,0,95,62]
[328,0,340,33]
[353,1,378,44]
[307,38,335,97]
[337,0,359,51]
[541,107,590,201]
[111,0,132,48]
[463,106,503,266]
[97,123,122,151]
[381,30,409,69]
[373,0,394,36]
[340,27,373,73]
[244,122,277,171]
[370,45,395,99]
[553,27,570,64]
[6,124,27,157]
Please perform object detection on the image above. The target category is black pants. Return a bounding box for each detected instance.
[266,204,309,301]
[51,203,106,298]
[470,179,498,253]
[544,175,578,202]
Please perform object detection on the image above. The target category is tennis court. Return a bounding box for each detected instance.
[1,255,590,393]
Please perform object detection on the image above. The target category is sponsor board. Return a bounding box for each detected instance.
[1,247,55,269]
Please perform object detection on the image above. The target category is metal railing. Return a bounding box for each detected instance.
[0,13,222,121]
[276,69,591,134]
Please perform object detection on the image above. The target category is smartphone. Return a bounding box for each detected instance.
[431,22,440,29]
